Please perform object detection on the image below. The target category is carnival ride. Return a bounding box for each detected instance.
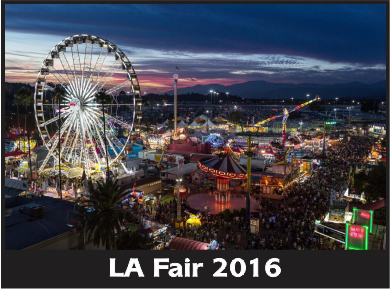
[203,133,224,147]
[253,95,320,149]
[156,144,167,170]
[224,140,243,162]
[34,35,142,177]
[198,154,247,204]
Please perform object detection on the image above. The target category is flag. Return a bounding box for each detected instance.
[176,66,180,70]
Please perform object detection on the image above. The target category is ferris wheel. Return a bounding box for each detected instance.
[34,34,143,177]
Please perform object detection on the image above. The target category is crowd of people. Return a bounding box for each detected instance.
[138,135,377,250]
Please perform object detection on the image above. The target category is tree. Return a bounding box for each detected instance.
[167,120,174,131]
[116,231,157,250]
[142,121,153,138]
[95,89,113,180]
[18,87,34,139]
[228,111,243,124]
[118,90,126,103]
[308,101,324,112]
[32,130,41,145]
[85,179,128,250]
[355,165,386,202]
[380,137,386,150]
[360,100,379,113]
[15,86,34,179]
[14,87,29,144]
[53,85,67,198]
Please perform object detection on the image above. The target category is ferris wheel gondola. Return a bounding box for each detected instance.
[34,34,142,177]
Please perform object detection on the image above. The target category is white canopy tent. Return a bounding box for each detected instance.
[177,121,187,128]
[188,120,201,127]
[200,119,217,128]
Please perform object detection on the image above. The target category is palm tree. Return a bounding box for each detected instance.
[14,87,29,150]
[21,88,34,141]
[84,179,128,250]
[167,120,174,131]
[142,120,153,139]
[22,89,34,157]
[53,85,67,199]
[95,89,113,180]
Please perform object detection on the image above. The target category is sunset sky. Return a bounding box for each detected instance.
[5,4,386,94]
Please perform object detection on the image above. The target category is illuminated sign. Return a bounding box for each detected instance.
[345,223,369,250]
[349,226,364,239]
[352,208,373,233]
[325,121,336,125]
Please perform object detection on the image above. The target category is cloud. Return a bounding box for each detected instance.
[4,4,386,64]
[230,70,276,75]
[4,4,386,93]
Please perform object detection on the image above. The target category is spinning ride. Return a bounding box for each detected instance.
[34,35,142,177]
[198,154,247,204]
[254,95,320,149]
[203,133,224,147]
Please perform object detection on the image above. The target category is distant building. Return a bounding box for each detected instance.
[368,123,386,137]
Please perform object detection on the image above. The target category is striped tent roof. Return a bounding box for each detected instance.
[198,155,247,179]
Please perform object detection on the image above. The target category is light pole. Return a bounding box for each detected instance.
[291,97,294,103]
[335,97,338,105]
[173,74,179,137]
[216,93,219,104]
[306,94,310,101]
[175,178,183,221]
[226,92,229,103]
[209,90,213,104]
[334,108,337,120]
[206,110,210,133]
[299,120,303,134]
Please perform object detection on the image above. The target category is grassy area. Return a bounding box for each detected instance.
[160,195,174,205]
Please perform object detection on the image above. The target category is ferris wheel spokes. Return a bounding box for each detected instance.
[58,50,76,85]
[83,118,103,171]
[38,118,72,174]
[89,46,109,86]
[66,122,80,163]
[94,61,122,92]
[38,110,71,128]
[105,80,131,95]
[102,113,133,129]
[49,67,71,91]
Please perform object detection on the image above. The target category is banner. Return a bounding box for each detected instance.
[315,222,345,243]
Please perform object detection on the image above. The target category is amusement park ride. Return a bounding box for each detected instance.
[34,34,142,178]
[223,95,321,165]
[251,95,320,149]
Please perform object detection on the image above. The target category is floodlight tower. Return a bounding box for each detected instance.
[173,74,179,137]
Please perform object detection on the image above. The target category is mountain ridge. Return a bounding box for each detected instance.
[163,80,386,99]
